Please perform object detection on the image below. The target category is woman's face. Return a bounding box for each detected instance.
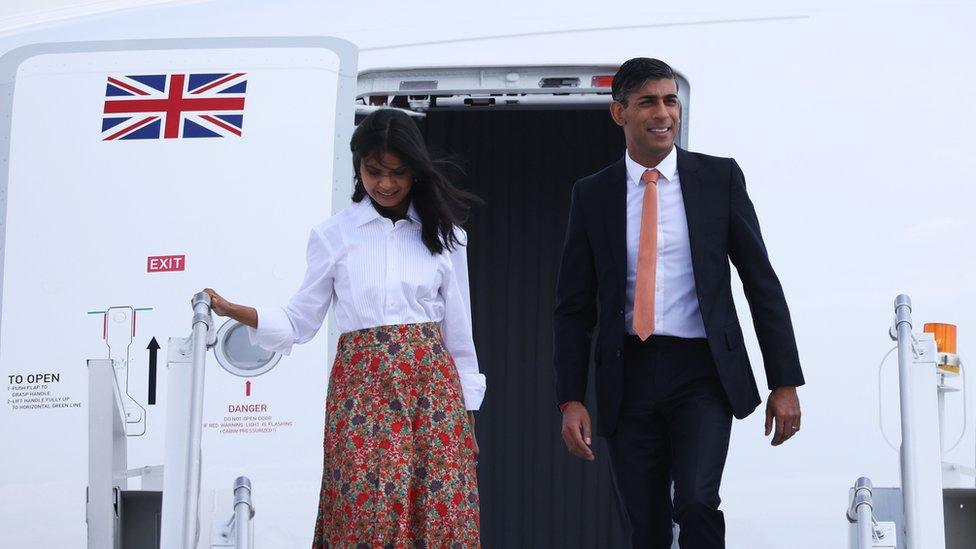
[360,150,413,215]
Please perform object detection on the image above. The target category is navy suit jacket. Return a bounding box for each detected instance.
[553,148,804,435]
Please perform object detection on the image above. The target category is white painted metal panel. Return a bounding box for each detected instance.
[0,38,356,547]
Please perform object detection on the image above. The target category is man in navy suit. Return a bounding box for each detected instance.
[553,58,805,548]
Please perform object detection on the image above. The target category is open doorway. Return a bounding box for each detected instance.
[358,66,689,547]
[426,108,626,548]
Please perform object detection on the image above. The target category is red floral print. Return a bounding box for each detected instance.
[312,323,480,548]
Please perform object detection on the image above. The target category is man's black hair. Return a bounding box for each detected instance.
[611,57,678,105]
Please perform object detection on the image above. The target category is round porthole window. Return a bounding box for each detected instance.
[214,319,281,377]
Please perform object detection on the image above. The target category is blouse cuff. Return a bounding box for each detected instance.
[458,371,487,411]
[247,306,297,355]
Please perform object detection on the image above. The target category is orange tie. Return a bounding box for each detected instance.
[632,168,659,340]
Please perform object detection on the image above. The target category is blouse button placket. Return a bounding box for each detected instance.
[385,224,396,322]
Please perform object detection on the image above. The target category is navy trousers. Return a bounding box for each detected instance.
[607,335,733,549]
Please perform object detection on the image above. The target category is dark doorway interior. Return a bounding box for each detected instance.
[424,109,628,548]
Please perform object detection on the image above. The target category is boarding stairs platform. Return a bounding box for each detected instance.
[847,295,976,549]
[87,293,255,549]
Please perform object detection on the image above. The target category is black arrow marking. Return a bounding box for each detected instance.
[147,337,160,405]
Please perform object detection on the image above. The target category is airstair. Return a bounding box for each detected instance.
[86,292,255,549]
[847,295,976,548]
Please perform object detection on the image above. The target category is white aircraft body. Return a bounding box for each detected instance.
[0,1,974,548]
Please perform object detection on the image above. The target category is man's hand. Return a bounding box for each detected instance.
[560,401,595,461]
[765,386,801,446]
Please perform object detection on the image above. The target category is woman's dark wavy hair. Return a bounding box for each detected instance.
[351,108,482,255]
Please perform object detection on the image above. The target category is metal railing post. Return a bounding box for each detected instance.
[894,295,921,546]
[847,477,876,549]
[182,291,214,549]
[234,477,254,549]
[893,294,947,549]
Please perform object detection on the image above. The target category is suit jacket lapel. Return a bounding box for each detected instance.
[604,156,628,283]
[605,150,703,301]
[677,147,705,271]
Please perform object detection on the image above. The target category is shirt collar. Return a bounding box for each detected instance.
[351,198,420,226]
[624,146,679,186]
[405,202,420,223]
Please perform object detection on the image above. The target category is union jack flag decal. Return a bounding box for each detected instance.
[102,73,247,140]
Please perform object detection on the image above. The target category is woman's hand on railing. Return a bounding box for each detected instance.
[202,288,233,317]
[201,288,259,329]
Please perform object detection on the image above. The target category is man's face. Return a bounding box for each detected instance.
[610,77,680,160]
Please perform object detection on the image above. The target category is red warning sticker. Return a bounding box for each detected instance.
[147,254,186,273]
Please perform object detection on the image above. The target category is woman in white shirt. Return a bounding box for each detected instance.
[204,108,486,548]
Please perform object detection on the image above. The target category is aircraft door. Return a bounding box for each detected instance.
[0,37,357,548]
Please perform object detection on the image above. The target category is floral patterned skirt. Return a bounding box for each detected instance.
[313,322,480,548]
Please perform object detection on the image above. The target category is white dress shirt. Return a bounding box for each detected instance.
[624,147,706,338]
[248,198,486,410]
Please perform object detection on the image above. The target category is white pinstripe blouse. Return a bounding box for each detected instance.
[248,198,486,410]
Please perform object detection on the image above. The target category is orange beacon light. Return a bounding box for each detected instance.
[924,323,959,375]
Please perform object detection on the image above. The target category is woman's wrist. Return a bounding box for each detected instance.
[227,302,258,329]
